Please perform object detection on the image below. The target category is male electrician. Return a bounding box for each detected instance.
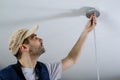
[0,14,96,80]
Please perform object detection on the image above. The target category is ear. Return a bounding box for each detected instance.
[19,44,29,52]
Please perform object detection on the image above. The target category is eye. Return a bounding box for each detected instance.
[34,36,38,40]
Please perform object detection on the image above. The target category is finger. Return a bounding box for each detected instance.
[88,15,94,25]
[87,14,95,27]
[93,20,97,27]
[86,16,92,26]
[93,13,96,16]
[93,18,96,24]
[89,15,94,21]
[93,16,96,21]
[92,14,97,24]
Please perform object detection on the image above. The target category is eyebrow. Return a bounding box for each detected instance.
[30,34,37,39]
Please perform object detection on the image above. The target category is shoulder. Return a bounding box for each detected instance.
[36,61,49,72]
[44,61,62,69]
[37,61,47,68]
[0,64,17,78]
[0,65,14,74]
[36,61,62,72]
[42,61,62,80]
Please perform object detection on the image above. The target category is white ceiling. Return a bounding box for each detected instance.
[0,0,120,80]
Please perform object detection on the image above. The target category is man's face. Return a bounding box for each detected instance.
[27,33,45,56]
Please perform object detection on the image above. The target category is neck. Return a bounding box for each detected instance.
[18,54,38,68]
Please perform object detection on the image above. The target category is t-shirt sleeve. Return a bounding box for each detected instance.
[44,61,62,80]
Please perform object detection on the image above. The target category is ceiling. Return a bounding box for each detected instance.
[0,0,120,80]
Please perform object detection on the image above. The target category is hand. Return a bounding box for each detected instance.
[84,14,97,33]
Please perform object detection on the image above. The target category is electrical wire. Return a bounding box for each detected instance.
[93,29,100,80]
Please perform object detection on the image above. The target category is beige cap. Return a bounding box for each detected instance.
[8,25,39,55]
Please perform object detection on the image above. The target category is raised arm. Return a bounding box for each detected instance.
[62,14,97,72]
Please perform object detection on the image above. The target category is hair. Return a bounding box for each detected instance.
[15,38,29,59]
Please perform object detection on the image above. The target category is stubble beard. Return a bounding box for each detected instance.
[29,45,46,56]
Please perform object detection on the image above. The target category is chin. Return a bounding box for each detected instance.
[40,47,46,54]
[42,48,46,54]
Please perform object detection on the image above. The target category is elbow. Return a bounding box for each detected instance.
[68,56,77,65]
[66,54,78,65]
[72,59,77,64]
[69,55,78,64]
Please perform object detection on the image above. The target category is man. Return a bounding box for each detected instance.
[0,14,96,80]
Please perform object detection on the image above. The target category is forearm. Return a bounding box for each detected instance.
[67,30,89,63]
[62,15,96,71]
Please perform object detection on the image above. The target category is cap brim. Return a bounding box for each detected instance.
[25,25,39,38]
